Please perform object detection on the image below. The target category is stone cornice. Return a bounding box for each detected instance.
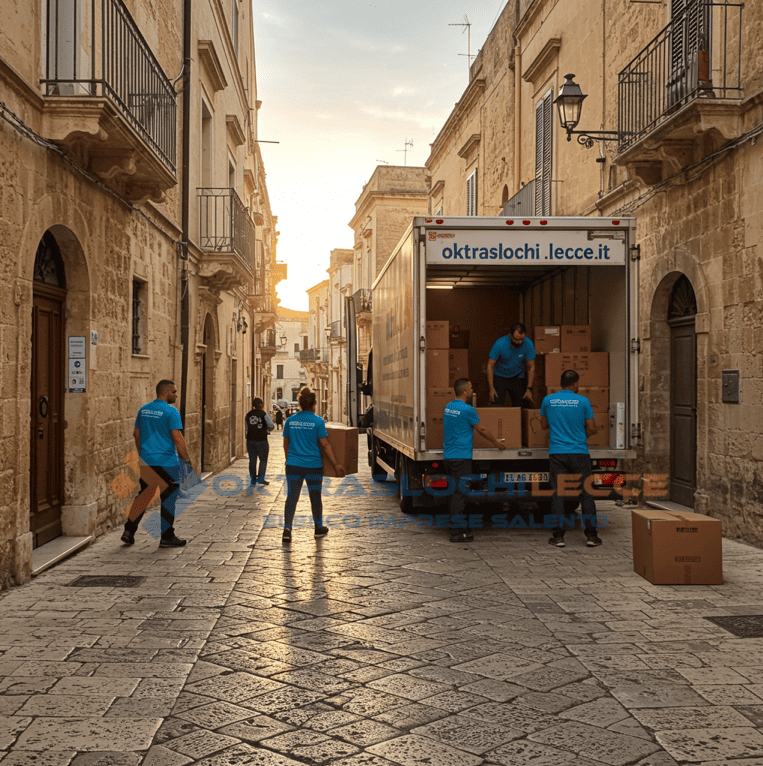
[522,38,561,84]
[427,78,486,168]
[226,114,246,146]
[349,190,428,230]
[457,134,481,159]
[515,0,550,41]
[430,179,445,198]
[198,40,228,92]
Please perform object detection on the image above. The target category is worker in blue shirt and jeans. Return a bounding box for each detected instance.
[487,322,536,408]
[540,369,602,548]
[443,378,506,543]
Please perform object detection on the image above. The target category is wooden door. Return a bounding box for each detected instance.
[669,318,697,507]
[31,291,65,547]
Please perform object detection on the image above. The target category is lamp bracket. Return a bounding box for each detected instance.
[567,129,620,149]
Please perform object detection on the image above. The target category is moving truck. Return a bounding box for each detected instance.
[347,216,640,513]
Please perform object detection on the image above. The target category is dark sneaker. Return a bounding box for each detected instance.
[586,534,603,547]
[282,528,292,544]
[159,536,186,548]
[120,528,135,545]
[258,480,270,486]
[314,526,329,538]
[548,535,566,548]
[450,530,474,543]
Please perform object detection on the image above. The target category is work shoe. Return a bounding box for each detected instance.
[159,536,187,548]
[258,480,270,486]
[314,526,329,538]
[282,528,292,544]
[120,528,135,545]
[586,534,603,547]
[548,535,566,548]
[450,530,474,543]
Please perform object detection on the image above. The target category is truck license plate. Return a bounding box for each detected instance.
[502,472,549,484]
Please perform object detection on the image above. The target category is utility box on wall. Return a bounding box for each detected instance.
[722,370,740,403]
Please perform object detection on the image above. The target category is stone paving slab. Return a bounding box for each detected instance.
[5,438,763,764]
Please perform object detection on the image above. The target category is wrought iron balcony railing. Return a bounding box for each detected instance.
[252,294,276,314]
[299,348,326,363]
[618,1,743,153]
[330,320,344,340]
[351,288,372,314]
[501,180,536,217]
[198,188,256,274]
[43,0,177,173]
[259,329,276,351]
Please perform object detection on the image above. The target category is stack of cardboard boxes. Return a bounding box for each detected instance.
[523,324,611,448]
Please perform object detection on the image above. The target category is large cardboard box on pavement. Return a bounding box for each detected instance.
[474,407,522,448]
[322,424,359,477]
[631,509,723,585]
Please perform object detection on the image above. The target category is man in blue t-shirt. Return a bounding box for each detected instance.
[122,379,191,548]
[487,322,536,408]
[443,378,506,543]
[540,369,601,548]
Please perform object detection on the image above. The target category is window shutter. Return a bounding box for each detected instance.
[466,170,478,216]
[534,90,553,216]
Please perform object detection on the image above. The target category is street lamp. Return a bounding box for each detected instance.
[278,333,287,348]
[554,74,619,149]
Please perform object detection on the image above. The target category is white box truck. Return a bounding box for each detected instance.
[347,215,640,514]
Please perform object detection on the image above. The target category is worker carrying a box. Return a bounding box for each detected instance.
[540,369,602,549]
[487,323,537,408]
[444,378,507,544]
[282,387,346,544]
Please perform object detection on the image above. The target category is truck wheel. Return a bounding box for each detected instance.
[396,455,414,514]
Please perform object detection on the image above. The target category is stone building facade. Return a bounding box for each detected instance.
[302,280,330,417]
[428,0,763,542]
[271,309,308,410]
[0,0,276,587]
[327,249,353,424]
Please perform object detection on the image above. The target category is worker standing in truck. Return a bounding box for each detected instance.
[487,322,536,407]
[444,378,507,543]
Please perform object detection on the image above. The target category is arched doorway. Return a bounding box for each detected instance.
[201,314,216,471]
[31,232,66,547]
[668,275,698,507]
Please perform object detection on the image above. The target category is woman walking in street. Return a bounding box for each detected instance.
[274,407,284,431]
[282,386,345,543]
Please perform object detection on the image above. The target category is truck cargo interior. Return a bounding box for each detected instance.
[425,263,627,443]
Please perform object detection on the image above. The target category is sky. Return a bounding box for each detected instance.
[253,1,508,310]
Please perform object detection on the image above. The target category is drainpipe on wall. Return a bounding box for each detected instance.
[179,0,192,427]
[513,42,522,195]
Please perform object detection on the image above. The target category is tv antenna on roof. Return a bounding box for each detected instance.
[396,139,413,166]
[449,15,474,72]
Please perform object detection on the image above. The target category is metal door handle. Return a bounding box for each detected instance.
[39,396,49,419]
[38,426,44,439]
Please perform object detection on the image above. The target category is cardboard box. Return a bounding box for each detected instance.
[426,321,449,348]
[426,415,445,449]
[449,327,470,348]
[534,326,561,354]
[426,349,450,387]
[529,355,546,405]
[474,407,522,449]
[587,412,610,446]
[448,349,469,386]
[545,352,609,388]
[561,325,592,353]
[522,409,549,448]
[322,424,358,477]
[579,387,609,413]
[632,509,723,585]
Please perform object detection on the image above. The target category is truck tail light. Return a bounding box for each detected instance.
[423,475,448,488]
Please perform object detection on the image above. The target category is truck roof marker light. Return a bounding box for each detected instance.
[425,218,433,223]
[432,462,439,468]
[506,220,514,225]
[523,220,531,225]
[436,219,444,224]
[612,220,620,225]
[540,220,548,225]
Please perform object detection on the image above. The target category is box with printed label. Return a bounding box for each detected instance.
[586,412,610,446]
[448,349,469,386]
[632,509,723,585]
[426,349,450,387]
[561,325,592,353]
[522,409,549,448]
[473,407,522,449]
[322,424,358,477]
[534,326,560,354]
[426,321,449,348]
[579,387,609,413]
[545,352,609,388]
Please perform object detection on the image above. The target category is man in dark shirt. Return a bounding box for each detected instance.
[245,398,275,486]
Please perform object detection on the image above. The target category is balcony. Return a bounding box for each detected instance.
[501,180,536,217]
[198,188,256,293]
[258,329,277,360]
[299,348,327,365]
[330,320,344,342]
[617,2,743,183]
[251,293,277,332]
[41,0,177,203]
[351,288,372,327]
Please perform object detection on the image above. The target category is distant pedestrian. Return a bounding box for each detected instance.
[245,398,274,486]
[443,378,506,543]
[541,369,602,548]
[122,379,189,548]
[274,408,284,431]
[282,386,346,543]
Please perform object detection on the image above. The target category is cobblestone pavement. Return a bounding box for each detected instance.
[3,437,763,765]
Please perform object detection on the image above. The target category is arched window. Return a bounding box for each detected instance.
[34,232,66,289]
[501,185,509,206]
[668,275,697,319]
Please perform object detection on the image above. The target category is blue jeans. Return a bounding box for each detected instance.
[284,465,323,528]
[247,440,269,483]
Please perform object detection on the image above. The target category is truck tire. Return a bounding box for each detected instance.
[396,455,414,514]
